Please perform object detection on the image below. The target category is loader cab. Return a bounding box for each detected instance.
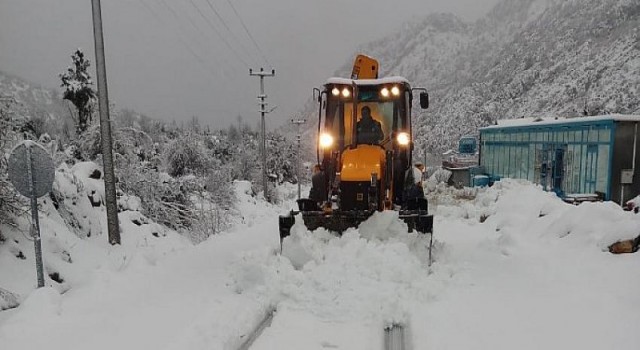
[315,77,424,208]
[317,78,414,158]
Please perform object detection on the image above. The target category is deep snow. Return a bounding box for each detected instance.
[1,175,639,349]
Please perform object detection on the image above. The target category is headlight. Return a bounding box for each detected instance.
[341,88,350,98]
[397,132,410,146]
[331,87,340,96]
[319,133,334,148]
[391,86,400,96]
[380,87,390,97]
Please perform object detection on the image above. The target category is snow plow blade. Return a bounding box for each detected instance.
[278,199,433,242]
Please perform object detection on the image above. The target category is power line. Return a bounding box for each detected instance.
[160,0,209,47]
[203,0,233,33]
[138,0,222,77]
[159,0,219,58]
[182,9,236,68]
[159,0,180,21]
[187,0,250,68]
[200,0,260,66]
[224,0,272,68]
[155,0,240,74]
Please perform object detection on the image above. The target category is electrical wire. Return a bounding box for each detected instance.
[200,0,260,67]
[187,0,250,68]
[156,0,242,74]
[138,0,223,77]
[160,0,209,48]
[224,0,273,68]
[140,0,205,64]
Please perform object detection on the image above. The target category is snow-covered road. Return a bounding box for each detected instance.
[1,180,639,350]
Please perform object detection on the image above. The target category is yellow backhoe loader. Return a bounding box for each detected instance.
[279,54,432,244]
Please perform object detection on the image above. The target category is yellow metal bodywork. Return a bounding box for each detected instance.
[351,54,379,79]
[341,145,385,182]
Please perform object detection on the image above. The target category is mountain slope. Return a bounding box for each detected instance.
[0,70,68,120]
[355,0,640,152]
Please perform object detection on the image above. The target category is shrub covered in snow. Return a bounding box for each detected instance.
[164,135,210,177]
[0,101,25,226]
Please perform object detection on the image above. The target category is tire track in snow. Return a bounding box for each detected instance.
[237,309,275,350]
[385,324,408,350]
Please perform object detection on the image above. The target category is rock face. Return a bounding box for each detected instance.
[330,0,640,154]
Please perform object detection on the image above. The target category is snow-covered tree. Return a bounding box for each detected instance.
[59,49,96,135]
[266,133,297,184]
[164,135,210,177]
[0,100,25,226]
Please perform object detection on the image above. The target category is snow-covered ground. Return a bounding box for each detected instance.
[1,175,639,349]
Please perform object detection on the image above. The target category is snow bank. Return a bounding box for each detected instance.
[233,211,438,329]
[0,161,190,303]
[432,179,640,249]
[233,179,640,348]
[2,173,638,350]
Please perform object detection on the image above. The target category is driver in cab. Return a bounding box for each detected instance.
[356,106,384,145]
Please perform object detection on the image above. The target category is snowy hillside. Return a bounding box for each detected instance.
[0,70,68,128]
[1,179,639,349]
[0,161,189,307]
[333,0,640,153]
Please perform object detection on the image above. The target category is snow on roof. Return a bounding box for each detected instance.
[326,76,410,86]
[481,114,640,130]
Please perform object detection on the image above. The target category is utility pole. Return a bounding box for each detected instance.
[424,145,428,169]
[291,118,307,199]
[583,40,592,116]
[91,0,120,245]
[249,68,275,201]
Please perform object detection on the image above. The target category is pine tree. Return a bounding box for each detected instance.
[59,49,96,135]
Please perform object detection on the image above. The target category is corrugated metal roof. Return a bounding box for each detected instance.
[481,114,640,130]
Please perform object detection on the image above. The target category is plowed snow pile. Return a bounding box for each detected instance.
[1,179,639,350]
[233,179,640,349]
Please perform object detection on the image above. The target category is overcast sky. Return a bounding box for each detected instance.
[0,0,499,129]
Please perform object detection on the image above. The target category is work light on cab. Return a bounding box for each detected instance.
[397,132,410,146]
[319,133,334,148]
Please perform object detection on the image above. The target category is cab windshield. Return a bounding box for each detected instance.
[325,87,408,150]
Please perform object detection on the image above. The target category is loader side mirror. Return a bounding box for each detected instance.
[313,87,321,103]
[420,92,429,109]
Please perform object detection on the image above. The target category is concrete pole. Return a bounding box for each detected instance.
[91,0,120,245]
[291,119,307,199]
[260,76,266,200]
[249,68,275,201]
[26,147,45,288]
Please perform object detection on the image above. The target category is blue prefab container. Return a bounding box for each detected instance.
[458,136,477,155]
[473,175,490,187]
[479,115,640,204]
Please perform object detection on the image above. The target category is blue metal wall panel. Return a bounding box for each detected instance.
[479,119,616,199]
